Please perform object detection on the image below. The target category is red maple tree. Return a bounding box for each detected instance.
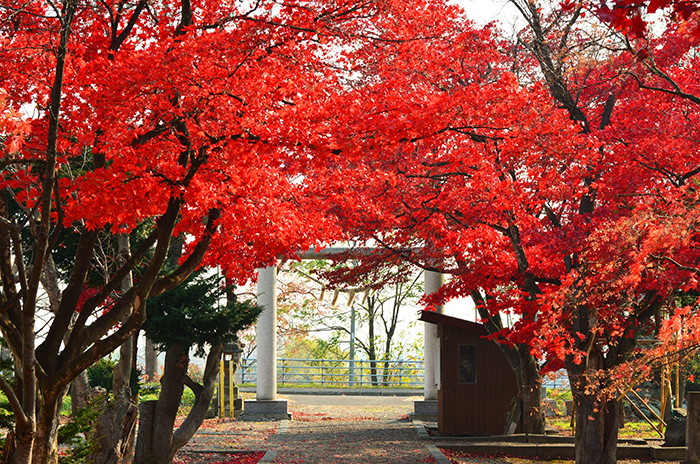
[0,0,466,463]
[307,3,700,464]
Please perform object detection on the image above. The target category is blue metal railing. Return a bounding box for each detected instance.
[238,357,424,387]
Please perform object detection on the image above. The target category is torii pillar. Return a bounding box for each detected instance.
[240,265,290,420]
[414,270,443,419]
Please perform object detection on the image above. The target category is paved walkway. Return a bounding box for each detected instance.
[264,417,436,463]
[265,393,436,463]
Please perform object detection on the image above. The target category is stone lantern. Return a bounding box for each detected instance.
[224,342,244,374]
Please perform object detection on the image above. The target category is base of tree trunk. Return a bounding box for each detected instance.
[91,393,138,464]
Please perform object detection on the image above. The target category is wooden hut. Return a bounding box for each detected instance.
[419,310,520,436]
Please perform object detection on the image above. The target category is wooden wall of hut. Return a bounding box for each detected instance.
[437,322,519,436]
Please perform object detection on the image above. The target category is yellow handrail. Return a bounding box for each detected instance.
[229,361,234,418]
[219,360,225,418]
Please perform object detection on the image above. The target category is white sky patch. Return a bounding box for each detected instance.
[454,0,523,30]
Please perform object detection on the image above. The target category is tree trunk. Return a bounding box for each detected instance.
[135,343,224,464]
[71,371,95,415]
[518,345,545,434]
[89,352,138,464]
[383,337,394,387]
[382,358,390,386]
[135,344,188,464]
[28,389,65,464]
[135,400,157,462]
[90,392,138,464]
[171,345,223,451]
[145,339,158,382]
[570,367,619,464]
[11,429,32,464]
[91,233,139,464]
[152,346,187,463]
[367,302,378,386]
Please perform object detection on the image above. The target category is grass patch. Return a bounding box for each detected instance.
[547,418,661,439]
[618,420,662,439]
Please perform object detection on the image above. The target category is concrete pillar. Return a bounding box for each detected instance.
[242,265,289,420]
[688,391,700,463]
[423,323,439,401]
[414,270,444,418]
[256,265,277,401]
[423,271,444,400]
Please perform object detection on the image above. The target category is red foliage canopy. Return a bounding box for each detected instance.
[307,1,700,376]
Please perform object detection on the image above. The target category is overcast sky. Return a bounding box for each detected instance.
[458,0,518,23]
[455,0,528,38]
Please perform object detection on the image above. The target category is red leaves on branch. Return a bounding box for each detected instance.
[588,0,700,37]
[291,0,700,388]
[1,0,477,285]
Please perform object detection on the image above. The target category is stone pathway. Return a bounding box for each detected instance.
[264,394,437,463]
[263,417,436,463]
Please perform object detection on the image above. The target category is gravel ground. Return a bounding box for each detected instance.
[266,416,433,463]
[273,394,435,463]
[176,394,436,463]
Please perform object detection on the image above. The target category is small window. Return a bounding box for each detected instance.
[458,344,477,384]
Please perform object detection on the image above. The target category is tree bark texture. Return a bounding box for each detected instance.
[368,308,377,386]
[569,366,619,464]
[518,345,545,435]
[172,344,223,451]
[145,339,158,382]
[11,430,32,464]
[135,400,157,463]
[90,345,139,463]
[92,233,139,464]
[566,335,620,464]
[135,344,188,464]
[135,343,223,464]
[29,388,67,464]
[70,372,95,415]
[91,393,138,464]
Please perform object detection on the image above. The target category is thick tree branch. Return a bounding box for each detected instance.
[0,373,30,430]
[171,344,224,452]
[59,197,183,373]
[76,227,159,321]
[109,0,147,52]
[149,208,221,298]
[37,228,100,372]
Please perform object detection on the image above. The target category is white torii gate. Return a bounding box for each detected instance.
[241,248,443,420]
